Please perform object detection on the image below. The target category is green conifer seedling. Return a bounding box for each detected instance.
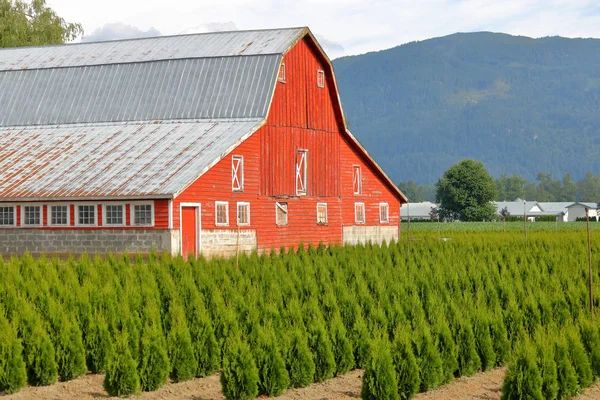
[330,315,355,375]
[287,329,315,388]
[167,309,196,382]
[220,337,259,400]
[255,326,290,396]
[308,323,336,383]
[103,331,141,397]
[554,339,579,399]
[455,319,481,377]
[392,329,420,400]
[501,344,543,400]
[0,313,27,394]
[361,337,399,400]
[138,324,170,392]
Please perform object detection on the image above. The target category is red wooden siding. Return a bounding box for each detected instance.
[174,34,403,253]
[340,134,401,227]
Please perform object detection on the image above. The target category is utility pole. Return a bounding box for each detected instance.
[524,200,528,240]
[586,208,594,316]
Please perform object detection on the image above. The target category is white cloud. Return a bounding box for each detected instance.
[47,0,600,56]
[82,22,160,42]
[178,21,237,35]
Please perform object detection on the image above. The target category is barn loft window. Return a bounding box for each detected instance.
[215,201,229,226]
[23,205,41,226]
[317,203,328,225]
[132,204,153,226]
[352,166,362,195]
[296,150,308,196]
[278,62,286,82]
[0,206,15,226]
[237,202,250,226]
[104,204,124,226]
[276,202,288,226]
[50,205,69,226]
[380,203,389,223]
[355,202,365,224]
[232,156,244,192]
[77,205,96,226]
[317,69,325,88]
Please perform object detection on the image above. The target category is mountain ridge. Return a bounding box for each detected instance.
[333,31,600,184]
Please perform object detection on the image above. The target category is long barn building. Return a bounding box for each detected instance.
[0,27,407,258]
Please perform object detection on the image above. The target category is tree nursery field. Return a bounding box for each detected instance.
[1,231,599,399]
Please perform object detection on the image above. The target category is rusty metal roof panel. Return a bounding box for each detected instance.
[0,55,280,127]
[0,28,305,71]
[0,119,263,199]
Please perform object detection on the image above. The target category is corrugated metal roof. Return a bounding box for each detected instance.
[0,28,306,71]
[0,55,280,127]
[0,120,263,199]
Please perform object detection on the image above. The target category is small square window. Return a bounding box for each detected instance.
[215,201,229,226]
[77,205,96,226]
[0,206,15,226]
[380,203,389,223]
[317,203,328,225]
[237,202,250,226]
[317,69,325,88]
[276,202,288,226]
[23,205,41,226]
[50,205,69,226]
[104,205,124,225]
[278,62,286,82]
[133,204,153,226]
[355,202,365,224]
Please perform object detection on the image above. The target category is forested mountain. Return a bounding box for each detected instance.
[333,32,600,184]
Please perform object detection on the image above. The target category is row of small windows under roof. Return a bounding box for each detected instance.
[0,203,153,227]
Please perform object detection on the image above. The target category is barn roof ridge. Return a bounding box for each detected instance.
[0,27,307,72]
[0,26,308,53]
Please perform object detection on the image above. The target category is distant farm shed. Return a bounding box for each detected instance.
[0,27,407,257]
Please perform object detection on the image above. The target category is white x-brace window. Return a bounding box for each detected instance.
[232,156,244,192]
[353,166,362,195]
[296,150,307,196]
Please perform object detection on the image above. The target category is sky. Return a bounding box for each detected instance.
[48,0,600,59]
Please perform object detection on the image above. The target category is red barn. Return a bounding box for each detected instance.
[0,27,407,257]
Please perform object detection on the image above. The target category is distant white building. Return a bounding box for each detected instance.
[494,198,538,220]
[565,202,598,222]
[531,202,572,221]
[400,202,438,220]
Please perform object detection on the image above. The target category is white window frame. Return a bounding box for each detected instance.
[0,204,17,228]
[317,202,328,225]
[317,69,325,88]
[237,202,250,226]
[296,149,308,196]
[355,202,366,224]
[75,203,98,227]
[379,203,389,224]
[276,202,288,226]
[232,156,244,192]
[102,203,126,227]
[48,204,70,227]
[215,201,229,227]
[130,202,155,227]
[353,165,362,195]
[21,204,43,227]
[278,62,286,82]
